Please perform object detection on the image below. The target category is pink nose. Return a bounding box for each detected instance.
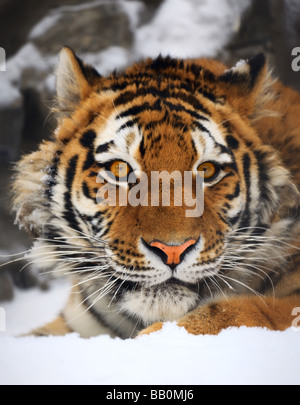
[150,239,197,265]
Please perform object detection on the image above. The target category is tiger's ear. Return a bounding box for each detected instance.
[219,54,275,120]
[56,47,101,117]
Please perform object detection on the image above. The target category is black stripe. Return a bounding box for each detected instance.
[139,137,146,158]
[226,183,240,201]
[226,135,240,150]
[173,90,210,115]
[291,289,300,295]
[194,121,232,160]
[99,219,114,239]
[95,141,114,154]
[82,150,94,171]
[118,98,209,124]
[224,161,238,174]
[63,155,81,232]
[79,130,96,148]
[254,150,271,203]
[150,55,179,71]
[115,87,166,107]
[193,121,211,135]
[65,155,78,191]
[88,170,99,178]
[118,103,151,119]
[113,77,219,107]
[44,152,60,199]
[242,153,251,191]
[250,225,269,238]
[228,212,242,227]
[75,53,102,82]
[117,119,138,133]
[249,54,266,88]
[197,87,219,103]
[218,143,231,156]
[79,288,131,337]
[82,181,94,201]
[239,153,251,229]
[144,110,168,131]
[217,212,229,226]
[164,100,209,121]
[81,276,137,338]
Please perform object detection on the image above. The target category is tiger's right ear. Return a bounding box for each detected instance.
[56,47,101,117]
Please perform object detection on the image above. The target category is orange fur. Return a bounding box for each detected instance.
[176,295,300,335]
[140,295,299,336]
[31,316,71,337]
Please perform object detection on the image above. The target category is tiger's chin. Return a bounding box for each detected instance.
[119,279,200,325]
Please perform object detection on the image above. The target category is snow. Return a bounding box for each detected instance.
[5,43,49,86]
[1,324,300,385]
[119,0,145,32]
[135,0,251,59]
[0,43,50,107]
[0,78,21,107]
[0,280,70,336]
[84,47,131,76]
[28,0,144,41]
[1,0,253,107]
[28,13,62,40]
[0,282,299,385]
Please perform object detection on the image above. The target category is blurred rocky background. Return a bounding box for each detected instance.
[0,0,299,301]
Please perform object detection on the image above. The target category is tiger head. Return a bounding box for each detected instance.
[13,48,300,335]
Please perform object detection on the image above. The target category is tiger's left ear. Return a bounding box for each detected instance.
[219,54,275,120]
[56,47,101,117]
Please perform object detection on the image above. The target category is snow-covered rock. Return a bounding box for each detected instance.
[135,0,251,59]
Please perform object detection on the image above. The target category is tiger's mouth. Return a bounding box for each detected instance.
[161,277,202,294]
[112,275,202,295]
[110,259,223,324]
[107,254,224,299]
[115,275,202,324]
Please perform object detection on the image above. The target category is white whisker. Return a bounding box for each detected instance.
[218,274,267,305]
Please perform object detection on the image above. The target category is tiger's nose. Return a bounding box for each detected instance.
[149,239,197,268]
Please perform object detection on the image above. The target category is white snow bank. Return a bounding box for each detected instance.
[0,324,299,385]
[0,282,299,385]
[135,0,252,59]
[84,46,131,76]
[0,43,50,107]
[0,279,70,337]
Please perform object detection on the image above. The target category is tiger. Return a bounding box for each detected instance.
[12,47,300,338]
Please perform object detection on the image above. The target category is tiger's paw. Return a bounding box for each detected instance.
[138,295,300,336]
[138,322,164,336]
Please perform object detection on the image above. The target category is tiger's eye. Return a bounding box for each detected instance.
[109,161,130,179]
[197,162,219,180]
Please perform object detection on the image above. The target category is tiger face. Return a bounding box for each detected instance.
[13,48,299,337]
